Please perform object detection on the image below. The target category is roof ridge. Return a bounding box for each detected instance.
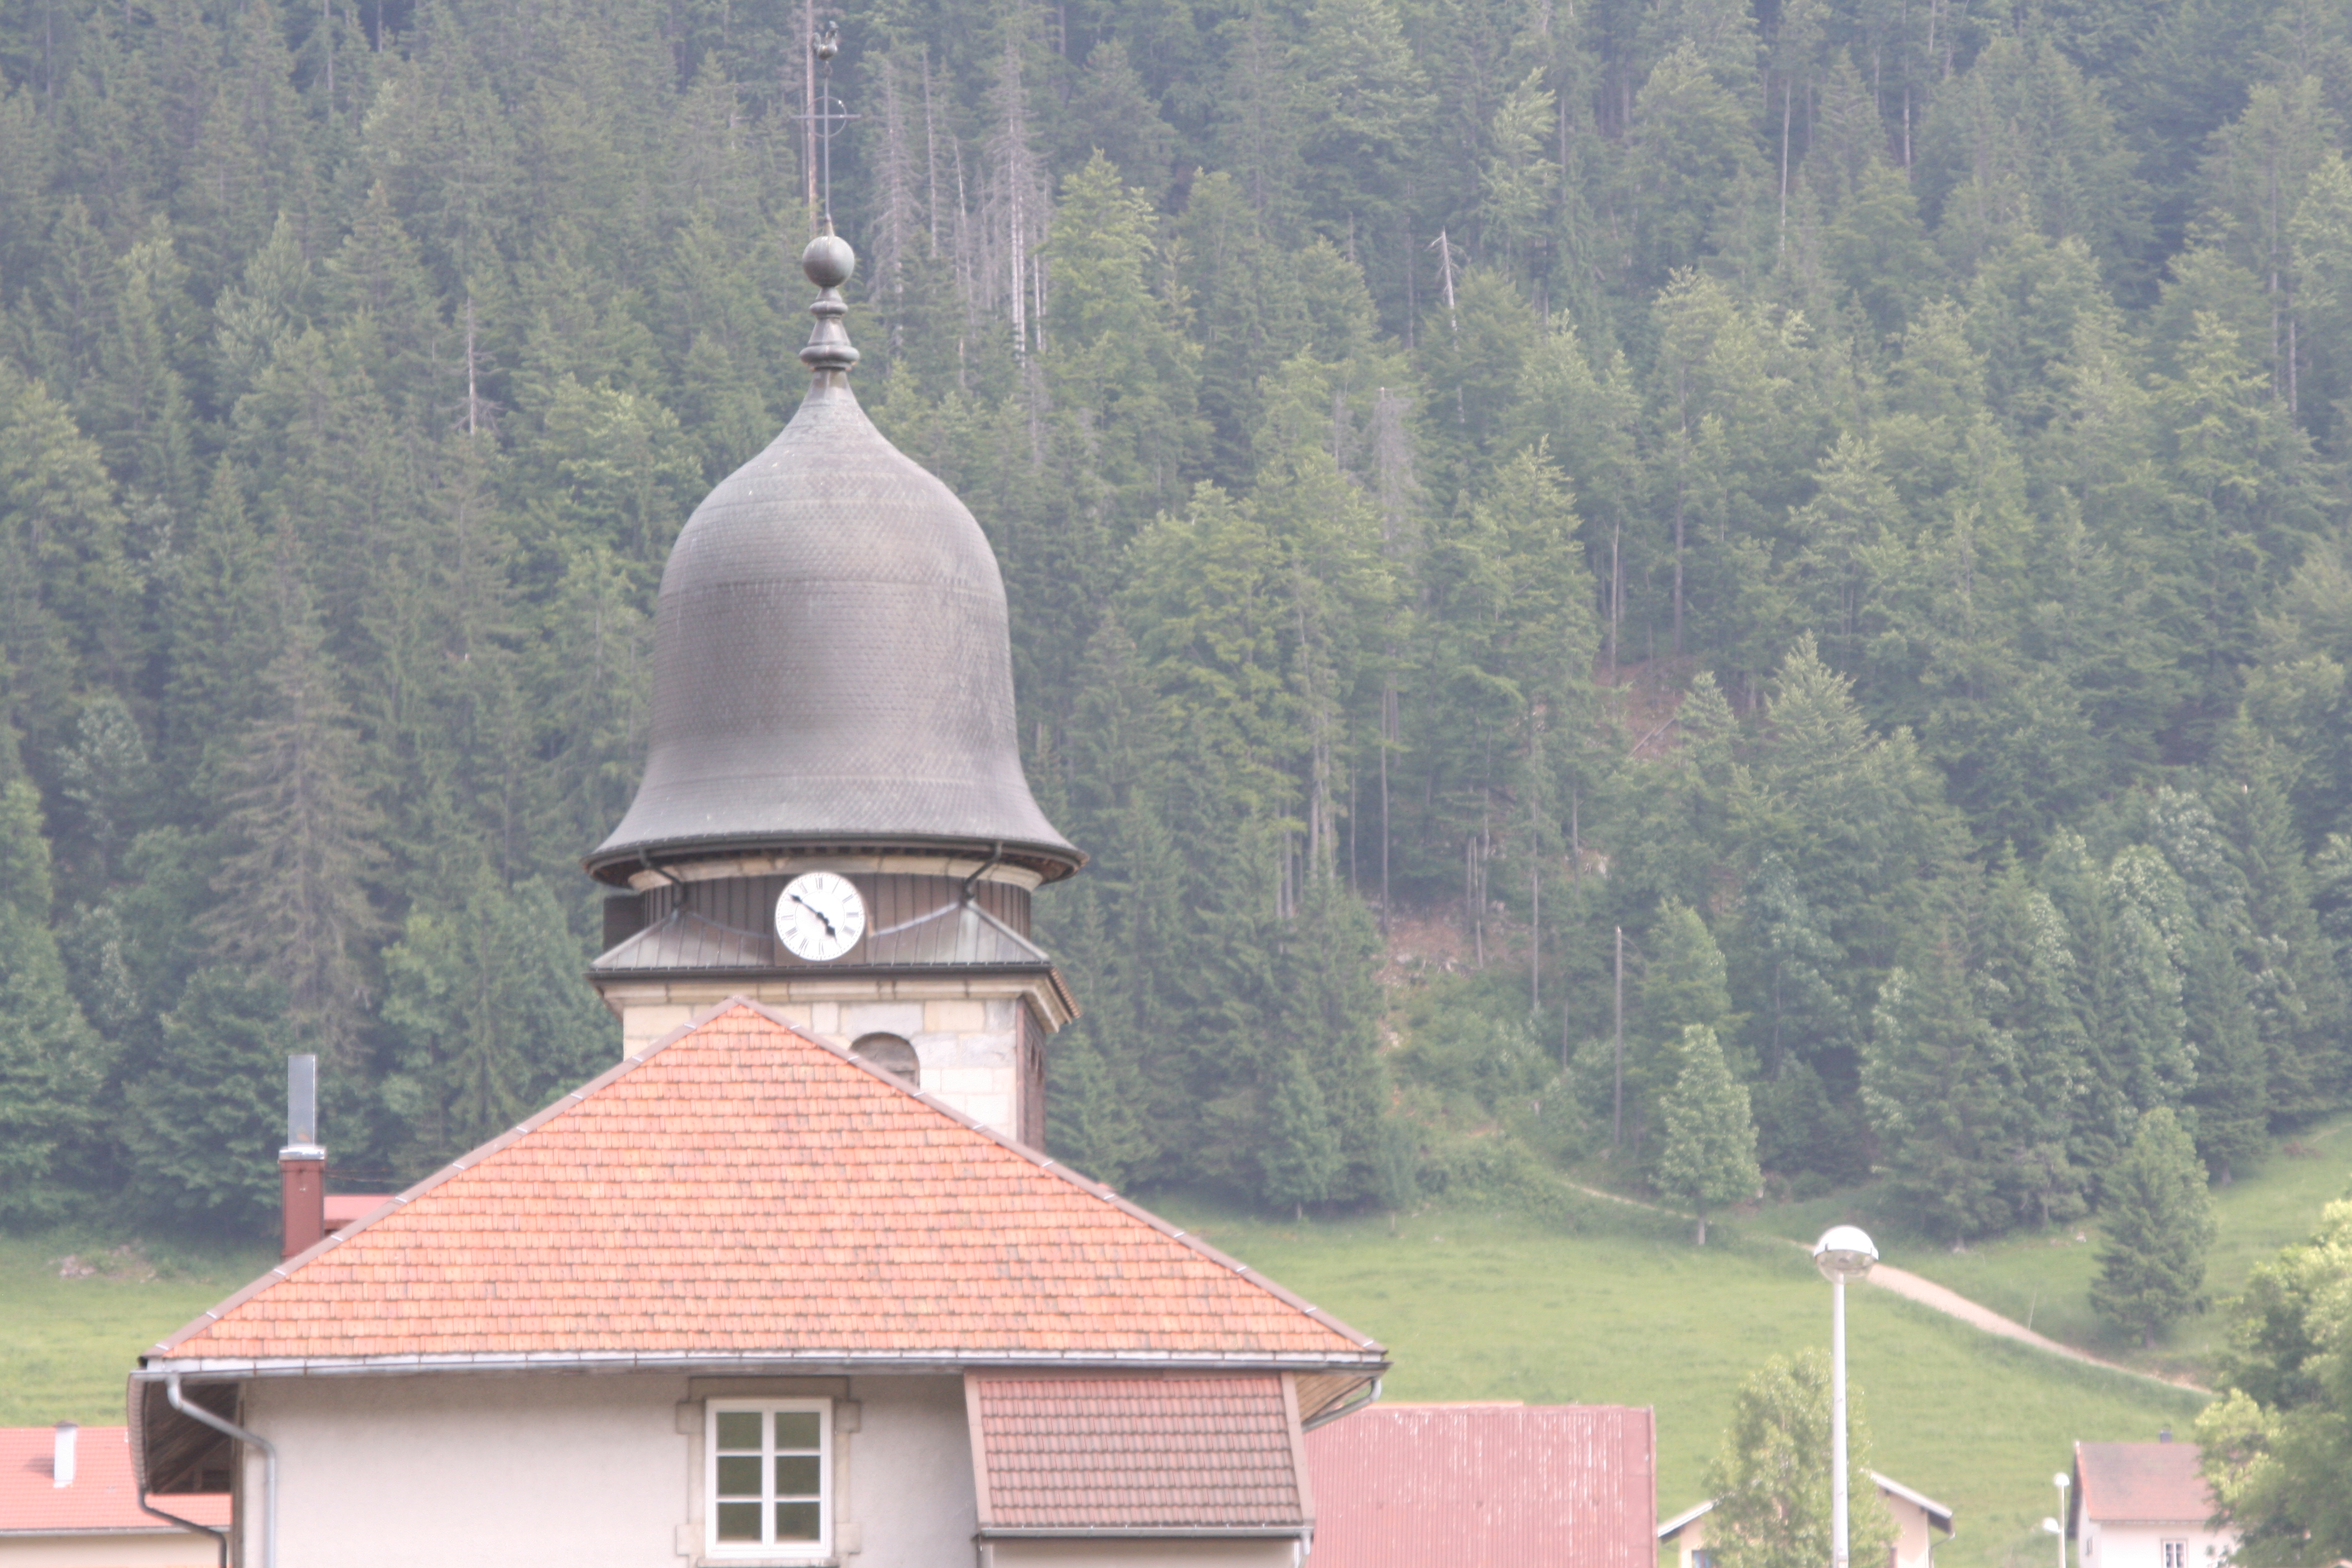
[146,995,756,1359]
[148,998,1383,1364]
[734,998,1383,1356]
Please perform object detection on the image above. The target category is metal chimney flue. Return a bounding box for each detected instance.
[287,1054,317,1147]
[51,1422,76,1488]
[279,1054,326,1260]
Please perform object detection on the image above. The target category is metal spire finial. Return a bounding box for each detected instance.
[799,233,859,378]
[802,21,855,238]
[797,18,859,379]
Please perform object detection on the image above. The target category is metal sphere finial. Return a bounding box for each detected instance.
[803,234,855,289]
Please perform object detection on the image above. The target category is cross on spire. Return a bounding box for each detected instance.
[798,22,858,236]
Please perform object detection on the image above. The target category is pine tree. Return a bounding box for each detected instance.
[380,875,616,1172]
[1644,899,1737,1058]
[125,965,289,1236]
[1263,1049,1342,1219]
[1863,933,2017,1244]
[2090,1106,2218,1347]
[205,534,383,1063]
[0,774,105,1224]
[1046,1030,1153,1191]
[1655,1024,1760,1244]
[1979,865,2092,1226]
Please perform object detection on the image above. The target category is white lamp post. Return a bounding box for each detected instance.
[2054,1471,2072,1568]
[1814,1226,1878,1568]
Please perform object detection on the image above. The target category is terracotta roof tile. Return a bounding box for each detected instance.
[971,1374,1307,1530]
[2074,1442,2215,1526]
[154,1002,1380,1367]
[0,1426,227,1535]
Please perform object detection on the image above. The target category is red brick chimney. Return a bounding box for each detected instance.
[280,1054,325,1259]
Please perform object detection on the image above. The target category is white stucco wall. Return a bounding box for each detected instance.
[238,1371,976,1568]
[2080,1519,2234,1568]
[0,1532,220,1567]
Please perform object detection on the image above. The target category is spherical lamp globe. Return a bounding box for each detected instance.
[1813,1224,1878,1282]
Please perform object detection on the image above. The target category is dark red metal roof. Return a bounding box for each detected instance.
[968,1372,1310,1533]
[0,1426,227,1535]
[1306,1402,1656,1568]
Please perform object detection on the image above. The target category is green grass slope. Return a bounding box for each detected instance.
[2,1197,2208,1568]
[1754,1116,2352,1384]
[1167,1200,2201,1568]
[0,1233,276,1428]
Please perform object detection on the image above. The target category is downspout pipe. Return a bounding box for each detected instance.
[167,1374,275,1568]
[136,1491,227,1568]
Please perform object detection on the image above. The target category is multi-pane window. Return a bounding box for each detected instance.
[2163,1543,2189,1568]
[707,1400,829,1558]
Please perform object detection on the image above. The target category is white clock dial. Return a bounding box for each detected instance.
[774,872,867,962]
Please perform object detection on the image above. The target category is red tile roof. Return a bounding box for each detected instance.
[969,1373,1310,1533]
[152,1001,1381,1368]
[322,1194,390,1228]
[0,1426,227,1535]
[2074,1442,2215,1526]
[1306,1403,1657,1568]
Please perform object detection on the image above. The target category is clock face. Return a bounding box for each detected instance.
[774,872,867,962]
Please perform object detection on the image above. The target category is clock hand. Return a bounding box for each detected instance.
[789,892,837,938]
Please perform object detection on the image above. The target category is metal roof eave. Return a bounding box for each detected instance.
[135,1348,1390,1382]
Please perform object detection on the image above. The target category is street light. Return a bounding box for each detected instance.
[2054,1471,2072,1568]
[1814,1226,1878,1568]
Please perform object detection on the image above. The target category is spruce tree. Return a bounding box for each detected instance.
[1655,1024,1760,1245]
[0,774,104,1224]
[1864,933,2016,1243]
[125,965,288,1236]
[380,875,616,1171]
[1979,866,2091,1226]
[1045,1031,1152,1191]
[206,535,383,1065]
[1263,1050,1342,1220]
[2090,1107,2218,1347]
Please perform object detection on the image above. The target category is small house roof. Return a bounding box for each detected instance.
[147,1000,1383,1373]
[0,1426,226,1535]
[2074,1442,2214,1526]
[1306,1402,1656,1568]
[1660,1473,1953,1543]
[1658,1498,1716,1540]
[1871,1471,1956,1533]
[968,1372,1311,1535]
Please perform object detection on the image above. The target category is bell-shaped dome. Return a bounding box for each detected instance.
[587,240,1079,885]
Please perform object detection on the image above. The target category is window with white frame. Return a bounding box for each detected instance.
[2163,1542,2189,1568]
[706,1399,831,1558]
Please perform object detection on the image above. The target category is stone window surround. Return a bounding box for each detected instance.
[602,979,1066,1143]
[680,1379,861,1567]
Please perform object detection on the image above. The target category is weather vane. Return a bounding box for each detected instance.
[800,21,857,236]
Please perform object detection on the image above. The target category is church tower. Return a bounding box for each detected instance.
[584,233,1082,1146]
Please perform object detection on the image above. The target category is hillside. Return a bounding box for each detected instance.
[0,1195,2198,1568]
[1162,1197,2203,1568]
[1844,1114,2352,1385]
[5,0,2352,1261]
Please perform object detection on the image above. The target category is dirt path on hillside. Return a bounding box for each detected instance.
[1860,1261,2206,1393]
[1567,1183,2208,1394]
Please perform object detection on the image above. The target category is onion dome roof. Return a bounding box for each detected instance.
[586,237,1079,885]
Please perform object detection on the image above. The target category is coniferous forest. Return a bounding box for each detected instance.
[2,0,2350,1242]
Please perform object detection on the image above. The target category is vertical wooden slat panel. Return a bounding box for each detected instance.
[1304,1405,1656,1568]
